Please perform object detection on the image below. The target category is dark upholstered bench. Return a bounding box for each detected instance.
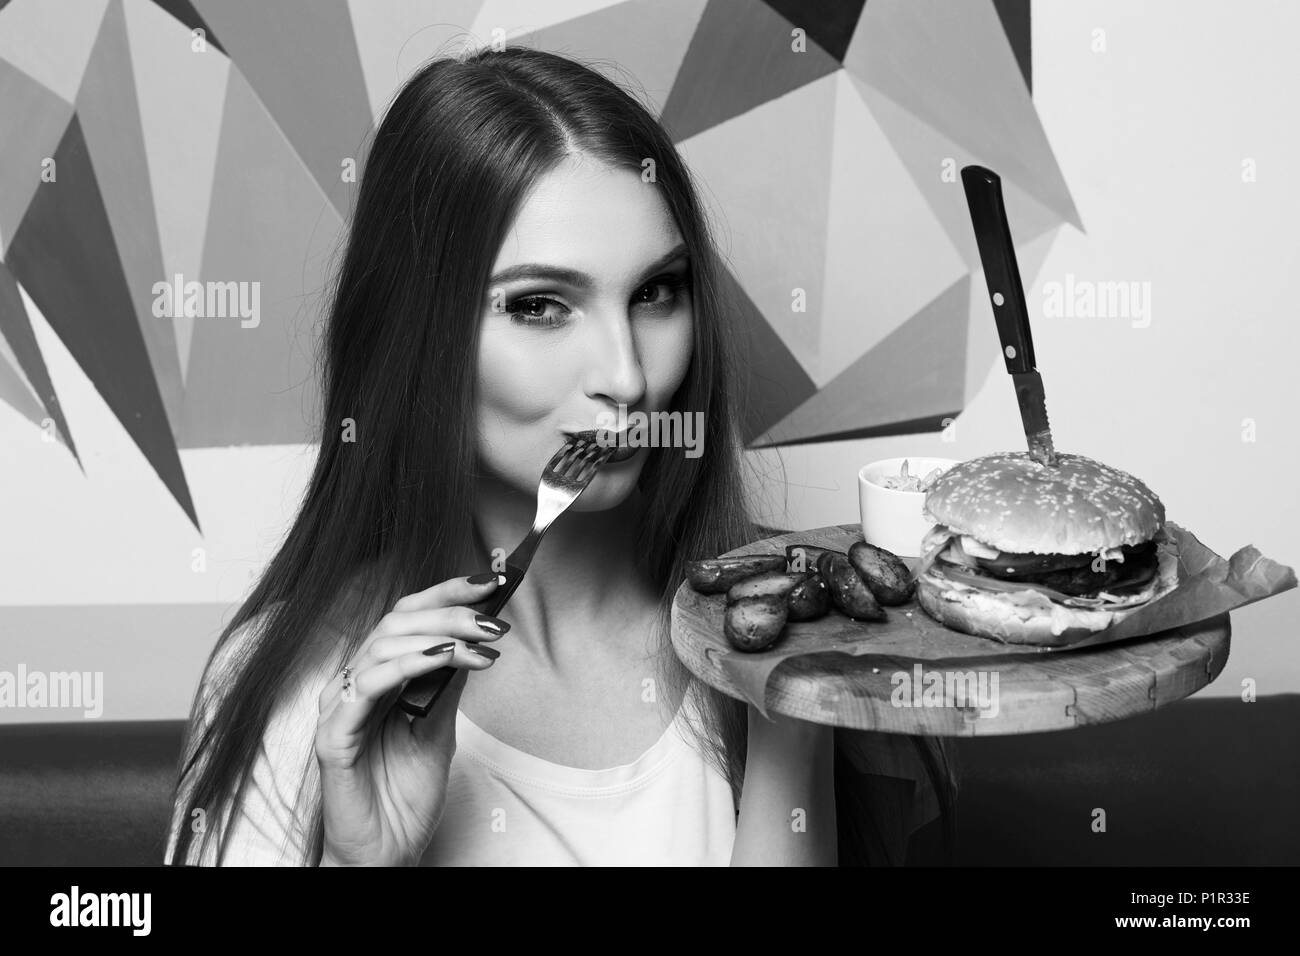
[2,695,1294,865]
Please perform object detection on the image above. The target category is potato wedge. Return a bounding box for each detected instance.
[817,551,886,622]
[723,595,788,652]
[786,572,831,621]
[784,544,845,574]
[686,555,787,594]
[847,541,915,605]
[726,570,814,605]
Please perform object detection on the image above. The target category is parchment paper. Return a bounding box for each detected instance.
[692,522,1295,717]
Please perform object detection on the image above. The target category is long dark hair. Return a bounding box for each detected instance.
[165,44,954,867]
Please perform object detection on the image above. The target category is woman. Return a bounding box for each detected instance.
[165,45,955,867]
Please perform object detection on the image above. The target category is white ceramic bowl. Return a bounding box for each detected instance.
[857,457,961,558]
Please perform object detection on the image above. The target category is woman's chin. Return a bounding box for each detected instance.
[566,452,645,510]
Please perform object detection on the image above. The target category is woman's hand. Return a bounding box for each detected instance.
[314,574,508,866]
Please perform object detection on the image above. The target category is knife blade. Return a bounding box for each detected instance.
[1012,369,1056,465]
[960,164,1058,467]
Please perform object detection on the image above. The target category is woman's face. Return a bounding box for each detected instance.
[476,154,694,510]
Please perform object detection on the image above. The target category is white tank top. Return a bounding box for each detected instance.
[421,696,738,866]
[165,604,739,867]
[166,662,738,866]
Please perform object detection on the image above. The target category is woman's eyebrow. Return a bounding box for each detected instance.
[489,243,688,288]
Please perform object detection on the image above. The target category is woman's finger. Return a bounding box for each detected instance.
[321,641,496,740]
[324,605,507,708]
[390,573,505,614]
[370,607,510,655]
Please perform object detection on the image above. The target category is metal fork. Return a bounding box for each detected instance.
[397,434,616,718]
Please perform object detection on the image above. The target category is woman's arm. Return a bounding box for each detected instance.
[730,705,837,866]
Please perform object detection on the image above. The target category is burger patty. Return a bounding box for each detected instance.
[947,540,1159,597]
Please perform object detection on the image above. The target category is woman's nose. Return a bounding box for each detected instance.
[581,310,646,409]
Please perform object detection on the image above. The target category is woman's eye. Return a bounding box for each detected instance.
[504,273,689,328]
[633,274,689,312]
[506,296,569,328]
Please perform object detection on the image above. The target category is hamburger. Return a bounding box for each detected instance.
[915,451,1179,646]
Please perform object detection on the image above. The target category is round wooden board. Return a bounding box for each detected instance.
[670,524,1231,736]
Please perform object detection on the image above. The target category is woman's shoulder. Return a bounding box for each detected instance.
[214,566,382,673]
[205,563,397,727]
[201,585,367,729]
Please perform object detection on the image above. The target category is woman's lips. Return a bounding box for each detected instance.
[563,428,639,464]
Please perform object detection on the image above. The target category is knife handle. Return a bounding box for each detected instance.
[960,165,1035,374]
[396,564,524,718]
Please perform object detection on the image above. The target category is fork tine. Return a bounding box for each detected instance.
[559,440,601,480]
[574,446,614,483]
[557,440,594,477]
[545,440,575,473]
[576,441,616,479]
[541,436,615,487]
[543,439,581,480]
[567,439,602,474]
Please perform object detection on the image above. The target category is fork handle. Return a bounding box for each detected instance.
[396,563,526,718]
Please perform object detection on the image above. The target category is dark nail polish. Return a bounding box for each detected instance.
[423,641,457,656]
[466,572,498,585]
[468,644,500,661]
[475,614,510,636]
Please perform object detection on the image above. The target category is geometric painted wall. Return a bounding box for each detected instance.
[0,0,1074,532]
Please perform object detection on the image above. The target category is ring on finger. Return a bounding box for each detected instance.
[341,664,356,702]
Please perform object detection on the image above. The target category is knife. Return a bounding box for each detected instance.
[960,164,1058,467]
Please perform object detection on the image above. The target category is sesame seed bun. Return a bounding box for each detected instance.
[915,451,1172,645]
[921,452,1164,555]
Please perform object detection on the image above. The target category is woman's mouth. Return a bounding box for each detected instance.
[606,444,639,463]
[564,428,640,464]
